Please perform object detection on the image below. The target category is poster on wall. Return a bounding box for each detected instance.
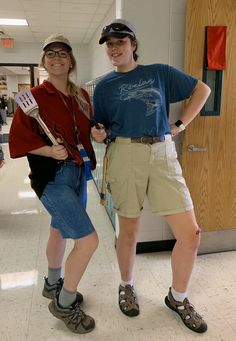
[18,83,30,92]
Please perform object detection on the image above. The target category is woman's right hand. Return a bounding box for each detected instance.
[50,144,68,160]
[50,138,68,160]
[29,138,68,160]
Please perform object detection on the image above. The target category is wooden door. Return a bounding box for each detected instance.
[181,0,236,231]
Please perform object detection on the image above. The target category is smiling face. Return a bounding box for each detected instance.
[105,36,137,72]
[43,43,72,78]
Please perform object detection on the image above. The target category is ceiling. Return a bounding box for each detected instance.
[0,0,114,44]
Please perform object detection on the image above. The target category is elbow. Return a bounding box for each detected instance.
[204,82,211,97]
[196,80,211,99]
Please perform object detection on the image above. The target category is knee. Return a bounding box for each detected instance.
[119,229,138,247]
[188,229,201,251]
[74,231,99,254]
[118,217,140,245]
[179,226,201,251]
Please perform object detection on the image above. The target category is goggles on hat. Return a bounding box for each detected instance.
[102,23,134,36]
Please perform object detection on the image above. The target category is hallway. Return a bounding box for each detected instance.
[1,122,236,340]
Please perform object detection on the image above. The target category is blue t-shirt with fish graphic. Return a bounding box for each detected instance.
[93,64,197,138]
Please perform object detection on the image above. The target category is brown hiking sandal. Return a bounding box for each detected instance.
[42,277,83,304]
[118,284,139,317]
[165,288,207,333]
[48,296,95,334]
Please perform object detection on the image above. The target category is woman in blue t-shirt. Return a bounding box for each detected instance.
[91,19,211,334]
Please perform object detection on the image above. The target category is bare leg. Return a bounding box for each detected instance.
[46,226,66,269]
[116,215,140,281]
[164,209,200,293]
[63,231,99,292]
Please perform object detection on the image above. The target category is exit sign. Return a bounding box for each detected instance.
[1,38,14,48]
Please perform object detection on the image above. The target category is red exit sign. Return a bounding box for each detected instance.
[1,38,14,48]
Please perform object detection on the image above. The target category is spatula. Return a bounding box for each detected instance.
[15,90,58,145]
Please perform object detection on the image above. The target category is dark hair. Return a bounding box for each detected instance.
[129,37,139,61]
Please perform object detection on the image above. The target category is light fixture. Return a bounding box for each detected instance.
[0,18,28,26]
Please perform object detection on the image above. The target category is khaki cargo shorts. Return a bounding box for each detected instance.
[106,137,193,218]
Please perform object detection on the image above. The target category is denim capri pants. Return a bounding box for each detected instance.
[40,161,95,239]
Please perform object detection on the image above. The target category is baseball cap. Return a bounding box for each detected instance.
[43,34,72,51]
[99,19,137,44]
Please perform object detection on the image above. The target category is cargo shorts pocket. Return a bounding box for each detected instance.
[165,141,183,176]
[106,143,131,211]
[107,178,128,211]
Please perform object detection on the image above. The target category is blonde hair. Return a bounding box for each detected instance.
[39,48,90,118]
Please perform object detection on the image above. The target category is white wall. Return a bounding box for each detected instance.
[88,0,187,80]
[0,42,90,86]
[88,2,116,80]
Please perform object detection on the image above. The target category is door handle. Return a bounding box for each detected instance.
[188,144,207,152]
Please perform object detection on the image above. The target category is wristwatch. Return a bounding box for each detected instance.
[175,120,185,131]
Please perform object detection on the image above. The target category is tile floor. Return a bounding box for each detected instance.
[1,118,236,340]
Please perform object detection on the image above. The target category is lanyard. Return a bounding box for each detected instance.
[57,91,93,181]
[57,91,81,144]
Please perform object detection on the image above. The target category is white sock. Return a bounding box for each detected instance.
[121,279,134,287]
[170,287,187,302]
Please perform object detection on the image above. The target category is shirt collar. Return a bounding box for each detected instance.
[41,80,59,94]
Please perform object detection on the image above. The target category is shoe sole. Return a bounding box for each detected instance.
[164,296,207,333]
[119,304,139,317]
[42,290,53,299]
[48,301,94,334]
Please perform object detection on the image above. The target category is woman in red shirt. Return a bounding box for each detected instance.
[9,34,98,334]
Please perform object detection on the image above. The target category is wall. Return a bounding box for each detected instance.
[0,42,90,86]
[88,2,116,80]
[6,75,31,97]
[88,0,187,81]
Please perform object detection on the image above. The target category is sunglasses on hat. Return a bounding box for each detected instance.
[102,23,134,35]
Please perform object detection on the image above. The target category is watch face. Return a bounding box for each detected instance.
[175,120,183,127]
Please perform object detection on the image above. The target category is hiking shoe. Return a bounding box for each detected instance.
[42,277,83,304]
[165,288,207,333]
[118,284,139,317]
[48,297,95,334]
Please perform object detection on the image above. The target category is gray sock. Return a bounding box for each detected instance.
[59,287,77,308]
[47,267,61,285]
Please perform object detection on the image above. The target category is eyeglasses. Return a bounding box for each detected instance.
[45,50,70,58]
[102,23,133,35]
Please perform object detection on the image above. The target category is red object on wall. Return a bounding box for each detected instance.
[206,26,227,70]
[1,38,14,48]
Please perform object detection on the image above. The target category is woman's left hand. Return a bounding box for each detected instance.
[170,124,182,136]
